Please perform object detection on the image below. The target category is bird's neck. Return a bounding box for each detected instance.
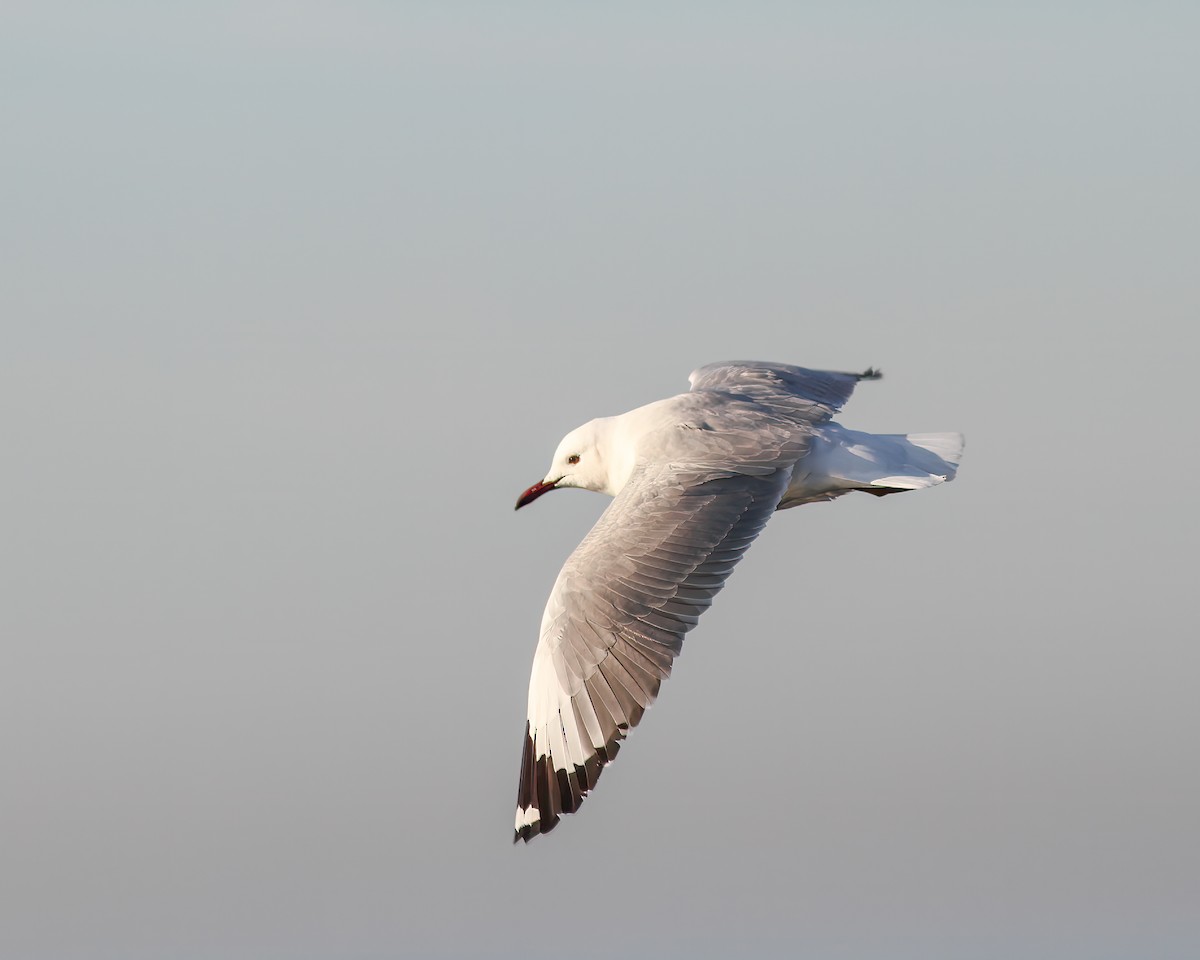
[600,398,685,496]
[587,415,634,497]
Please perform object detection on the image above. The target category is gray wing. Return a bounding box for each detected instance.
[689,360,881,415]
[514,459,792,842]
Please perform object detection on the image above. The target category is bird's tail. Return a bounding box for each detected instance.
[779,425,964,508]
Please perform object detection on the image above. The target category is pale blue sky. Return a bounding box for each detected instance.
[2,4,1197,959]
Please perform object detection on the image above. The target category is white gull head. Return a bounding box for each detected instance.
[515,418,622,508]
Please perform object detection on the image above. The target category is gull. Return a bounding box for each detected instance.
[512,361,963,842]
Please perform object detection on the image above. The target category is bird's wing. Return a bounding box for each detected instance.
[688,360,881,416]
[515,455,793,842]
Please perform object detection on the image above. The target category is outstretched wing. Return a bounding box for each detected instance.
[515,459,792,842]
[689,360,881,416]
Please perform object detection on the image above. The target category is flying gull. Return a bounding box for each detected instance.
[512,360,963,842]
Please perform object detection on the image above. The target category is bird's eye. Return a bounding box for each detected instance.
[567,454,580,465]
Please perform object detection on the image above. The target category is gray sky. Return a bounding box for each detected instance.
[3,3,1197,958]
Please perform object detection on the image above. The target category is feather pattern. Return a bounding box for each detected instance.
[515,462,793,841]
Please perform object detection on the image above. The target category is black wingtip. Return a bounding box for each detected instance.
[513,822,539,844]
[858,367,883,381]
[513,721,630,845]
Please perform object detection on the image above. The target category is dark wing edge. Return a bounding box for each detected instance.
[688,360,881,414]
[514,464,792,842]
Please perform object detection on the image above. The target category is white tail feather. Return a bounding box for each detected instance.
[781,424,963,507]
